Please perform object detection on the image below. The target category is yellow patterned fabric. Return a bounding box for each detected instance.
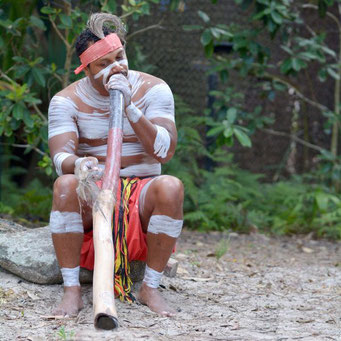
[113,177,138,302]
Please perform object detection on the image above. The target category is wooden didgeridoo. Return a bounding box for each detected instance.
[92,90,124,330]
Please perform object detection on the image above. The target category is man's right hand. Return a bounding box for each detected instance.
[74,157,103,181]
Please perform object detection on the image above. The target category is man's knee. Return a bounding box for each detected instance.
[153,175,184,205]
[53,174,78,196]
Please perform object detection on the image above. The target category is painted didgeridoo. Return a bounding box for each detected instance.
[92,90,124,330]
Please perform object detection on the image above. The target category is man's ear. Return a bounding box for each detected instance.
[84,66,90,77]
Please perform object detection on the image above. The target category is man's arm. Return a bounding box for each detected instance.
[49,132,80,175]
[106,75,177,164]
[128,116,177,164]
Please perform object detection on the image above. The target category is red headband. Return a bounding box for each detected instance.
[74,33,123,74]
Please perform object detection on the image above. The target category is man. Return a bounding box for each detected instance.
[48,13,184,318]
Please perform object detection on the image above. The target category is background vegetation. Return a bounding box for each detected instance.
[1,0,341,239]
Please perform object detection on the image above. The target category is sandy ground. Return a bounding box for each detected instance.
[0,230,340,341]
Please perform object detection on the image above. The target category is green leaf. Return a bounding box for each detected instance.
[12,103,24,120]
[30,15,46,30]
[207,125,224,137]
[201,29,212,46]
[291,58,307,71]
[280,58,292,74]
[327,67,340,80]
[32,68,45,87]
[271,11,283,25]
[223,126,234,138]
[227,107,237,124]
[315,192,329,212]
[59,14,72,28]
[23,109,34,128]
[204,41,214,57]
[234,128,251,147]
[198,10,210,23]
[14,65,30,78]
[40,6,56,15]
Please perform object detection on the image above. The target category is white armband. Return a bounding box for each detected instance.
[154,125,171,159]
[53,152,74,176]
[126,103,143,123]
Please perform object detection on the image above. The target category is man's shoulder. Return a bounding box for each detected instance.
[53,79,82,100]
[129,70,168,89]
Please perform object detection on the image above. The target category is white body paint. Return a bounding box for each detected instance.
[48,71,175,177]
[143,265,163,288]
[94,60,128,87]
[126,102,142,123]
[147,215,183,238]
[49,211,84,234]
[53,152,73,176]
[61,266,80,287]
[154,125,171,158]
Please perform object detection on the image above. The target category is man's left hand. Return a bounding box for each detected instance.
[106,73,132,108]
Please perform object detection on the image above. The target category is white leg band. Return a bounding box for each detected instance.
[143,265,163,288]
[49,211,83,234]
[154,125,171,159]
[126,103,143,123]
[53,152,73,176]
[61,266,80,287]
[147,215,183,238]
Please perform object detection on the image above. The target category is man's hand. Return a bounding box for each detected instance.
[74,157,103,182]
[74,157,103,205]
[106,73,132,108]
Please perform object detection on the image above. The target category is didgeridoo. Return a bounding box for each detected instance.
[92,90,124,330]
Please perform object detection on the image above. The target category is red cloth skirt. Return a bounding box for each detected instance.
[80,177,152,271]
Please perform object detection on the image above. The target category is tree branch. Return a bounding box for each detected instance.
[0,143,47,156]
[32,103,47,123]
[261,128,325,153]
[126,19,165,40]
[263,72,331,113]
[49,14,70,49]
[302,4,341,31]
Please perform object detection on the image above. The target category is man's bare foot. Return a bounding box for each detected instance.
[137,282,176,317]
[52,286,84,317]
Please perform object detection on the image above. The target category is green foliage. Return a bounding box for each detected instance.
[215,238,229,260]
[166,96,341,239]
[182,0,341,197]
[56,326,75,341]
[0,163,52,225]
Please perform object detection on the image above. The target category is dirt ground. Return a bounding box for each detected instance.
[0,230,340,341]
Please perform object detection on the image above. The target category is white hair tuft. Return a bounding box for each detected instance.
[87,13,126,41]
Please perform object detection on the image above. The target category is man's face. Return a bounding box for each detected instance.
[85,46,128,95]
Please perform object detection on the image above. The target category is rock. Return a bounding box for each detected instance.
[0,219,145,284]
[164,258,178,278]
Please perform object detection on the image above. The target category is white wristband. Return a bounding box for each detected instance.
[53,152,73,176]
[126,103,142,123]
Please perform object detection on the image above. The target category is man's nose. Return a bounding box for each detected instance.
[110,62,123,74]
